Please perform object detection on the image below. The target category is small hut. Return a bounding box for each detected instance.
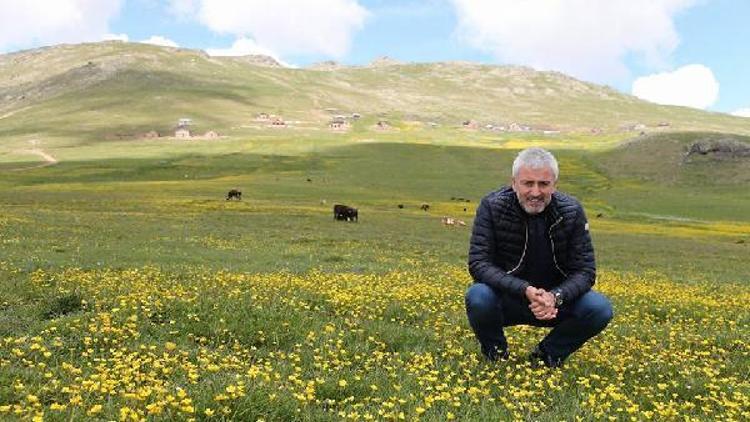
[175,125,191,138]
[270,116,286,128]
[329,115,349,130]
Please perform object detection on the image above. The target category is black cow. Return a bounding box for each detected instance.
[420,203,430,211]
[226,189,242,200]
[333,204,358,222]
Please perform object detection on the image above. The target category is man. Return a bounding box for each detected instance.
[465,147,613,368]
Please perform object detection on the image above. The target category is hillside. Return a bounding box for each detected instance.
[1,41,749,144]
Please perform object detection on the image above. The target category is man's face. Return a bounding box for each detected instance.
[512,165,557,215]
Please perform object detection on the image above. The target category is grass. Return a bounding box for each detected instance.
[0,127,748,420]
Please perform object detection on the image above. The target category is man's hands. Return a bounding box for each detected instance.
[525,286,557,320]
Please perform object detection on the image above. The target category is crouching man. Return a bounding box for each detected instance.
[465,147,613,368]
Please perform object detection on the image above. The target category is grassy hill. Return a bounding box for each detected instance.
[1,41,750,148]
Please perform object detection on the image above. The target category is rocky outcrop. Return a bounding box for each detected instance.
[686,138,750,159]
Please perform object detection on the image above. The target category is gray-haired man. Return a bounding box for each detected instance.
[465,147,613,367]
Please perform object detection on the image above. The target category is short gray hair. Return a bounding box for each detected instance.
[512,147,559,180]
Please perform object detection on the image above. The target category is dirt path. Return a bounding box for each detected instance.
[7,146,59,171]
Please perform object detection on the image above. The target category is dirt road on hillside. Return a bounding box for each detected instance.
[7,147,59,171]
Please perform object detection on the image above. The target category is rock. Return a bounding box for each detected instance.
[686,138,750,159]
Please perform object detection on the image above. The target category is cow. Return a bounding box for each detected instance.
[420,203,430,211]
[333,204,358,222]
[397,204,404,209]
[226,189,242,200]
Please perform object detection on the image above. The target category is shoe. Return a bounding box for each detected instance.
[481,344,510,362]
[529,345,563,368]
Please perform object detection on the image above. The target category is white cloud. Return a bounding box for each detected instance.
[171,0,369,58]
[450,0,697,82]
[632,64,719,109]
[141,35,179,48]
[103,33,129,42]
[731,108,750,118]
[0,0,124,52]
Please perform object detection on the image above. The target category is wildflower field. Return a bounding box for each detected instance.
[0,135,748,420]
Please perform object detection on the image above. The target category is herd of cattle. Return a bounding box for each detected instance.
[226,189,469,226]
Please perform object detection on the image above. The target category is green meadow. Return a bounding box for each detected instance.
[0,129,748,421]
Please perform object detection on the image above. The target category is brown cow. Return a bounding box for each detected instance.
[333,204,358,222]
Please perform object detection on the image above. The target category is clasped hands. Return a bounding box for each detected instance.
[525,286,557,320]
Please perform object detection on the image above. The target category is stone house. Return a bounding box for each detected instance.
[329,116,349,130]
[175,125,191,138]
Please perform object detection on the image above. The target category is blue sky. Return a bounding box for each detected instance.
[1,0,749,116]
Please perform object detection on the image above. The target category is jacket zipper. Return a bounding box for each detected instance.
[508,222,528,274]
[549,216,568,277]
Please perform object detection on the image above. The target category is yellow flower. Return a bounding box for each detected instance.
[87,404,103,415]
[204,408,215,417]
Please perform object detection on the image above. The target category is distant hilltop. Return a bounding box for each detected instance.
[368,56,403,67]
[308,56,403,70]
[223,54,283,68]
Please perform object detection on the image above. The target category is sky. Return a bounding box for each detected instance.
[1,0,749,116]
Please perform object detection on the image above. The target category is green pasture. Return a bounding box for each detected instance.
[0,132,747,279]
[0,131,748,420]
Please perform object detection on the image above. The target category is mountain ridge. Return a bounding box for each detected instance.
[1,41,749,139]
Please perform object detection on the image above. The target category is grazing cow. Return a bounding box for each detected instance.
[397,204,404,209]
[420,203,430,211]
[333,204,358,222]
[226,189,242,200]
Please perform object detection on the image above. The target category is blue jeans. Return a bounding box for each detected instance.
[465,283,613,362]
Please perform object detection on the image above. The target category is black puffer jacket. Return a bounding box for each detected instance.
[468,186,596,302]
